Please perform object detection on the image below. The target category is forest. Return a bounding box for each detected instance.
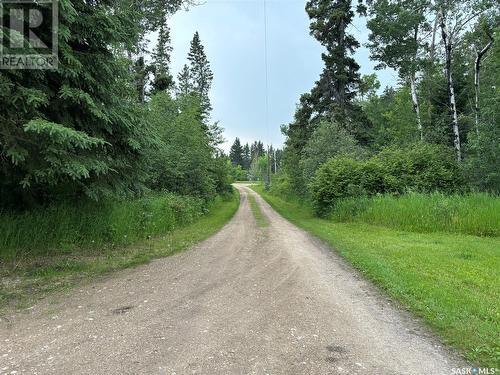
[272,0,499,210]
[0,0,499,369]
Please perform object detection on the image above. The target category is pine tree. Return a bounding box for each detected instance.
[306,0,361,114]
[242,143,251,169]
[187,32,214,121]
[229,138,244,167]
[177,64,193,97]
[151,23,174,94]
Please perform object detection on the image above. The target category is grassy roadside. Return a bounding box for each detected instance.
[252,185,500,368]
[0,190,239,312]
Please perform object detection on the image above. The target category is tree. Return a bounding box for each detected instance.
[148,92,216,197]
[358,74,381,101]
[0,0,153,207]
[436,0,492,161]
[470,16,495,133]
[250,141,265,159]
[187,32,214,122]
[151,23,174,94]
[305,0,366,127]
[367,0,429,140]
[242,143,251,169]
[124,0,195,102]
[301,121,365,184]
[177,64,193,97]
[229,138,244,167]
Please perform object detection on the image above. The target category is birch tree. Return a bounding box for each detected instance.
[367,0,430,140]
[435,0,491,161]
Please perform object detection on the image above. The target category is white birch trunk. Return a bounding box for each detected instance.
[440,10,461,162]
[449,74,461,162]
[409,75,423,140]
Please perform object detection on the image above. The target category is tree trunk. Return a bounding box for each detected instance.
[426,14,440,124]
[440,12,461,162]
[474,38,493,135]
[409,74,423,141]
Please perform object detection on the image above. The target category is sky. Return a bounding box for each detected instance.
[162,0,398,151]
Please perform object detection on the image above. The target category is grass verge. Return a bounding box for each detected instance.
[0,190,239,312]
[252,184,500,368]
[248,194,269,228]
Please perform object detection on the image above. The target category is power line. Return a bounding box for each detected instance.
[263,0,272,188]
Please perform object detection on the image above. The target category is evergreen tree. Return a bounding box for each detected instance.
[177,64,193,97]
[0,0,153,207]
[187,32,214,121]
[306,0,361,114]
[151,23,174,94]
[229,138,244,167]
[242,143,251,169]
[251,141,265,159]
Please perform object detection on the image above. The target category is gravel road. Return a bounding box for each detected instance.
[0,184,464,374]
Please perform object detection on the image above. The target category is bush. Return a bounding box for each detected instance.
[309,157,364,215]
[374,143,464,193]
[230,164,248,182]
[310,143,464,215]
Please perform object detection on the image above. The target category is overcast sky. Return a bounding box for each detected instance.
[160,0,397,151]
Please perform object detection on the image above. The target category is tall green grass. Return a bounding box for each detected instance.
[330,193,500,237]
[0,190,240,310]
[0,193,210,261]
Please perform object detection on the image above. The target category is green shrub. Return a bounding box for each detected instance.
[310,143,463,214]
[374,143,464,193]
[309,157,364,215]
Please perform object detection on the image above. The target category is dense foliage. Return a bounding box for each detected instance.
[277,0,499,206]
[0,0,231,210]
[310,143,463,214]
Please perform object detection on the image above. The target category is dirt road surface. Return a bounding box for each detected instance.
[0,184,464,374]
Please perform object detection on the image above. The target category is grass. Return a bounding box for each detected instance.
[0,193,209,260]
[0,190,240,311]
[252,184,500,368]
[330,193,500,237]
[248,194,268,227]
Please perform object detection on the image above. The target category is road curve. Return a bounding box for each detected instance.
[0,184,464,374]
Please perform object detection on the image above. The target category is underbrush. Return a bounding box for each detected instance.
[0,193,208,261]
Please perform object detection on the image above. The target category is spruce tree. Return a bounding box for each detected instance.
[0,0,151,206]
[229,138,244,167]
[306,0,361,113]
[177,65,193,97]
[151,23,174,94]
[187,32,214,121]
[242,144,251,169]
